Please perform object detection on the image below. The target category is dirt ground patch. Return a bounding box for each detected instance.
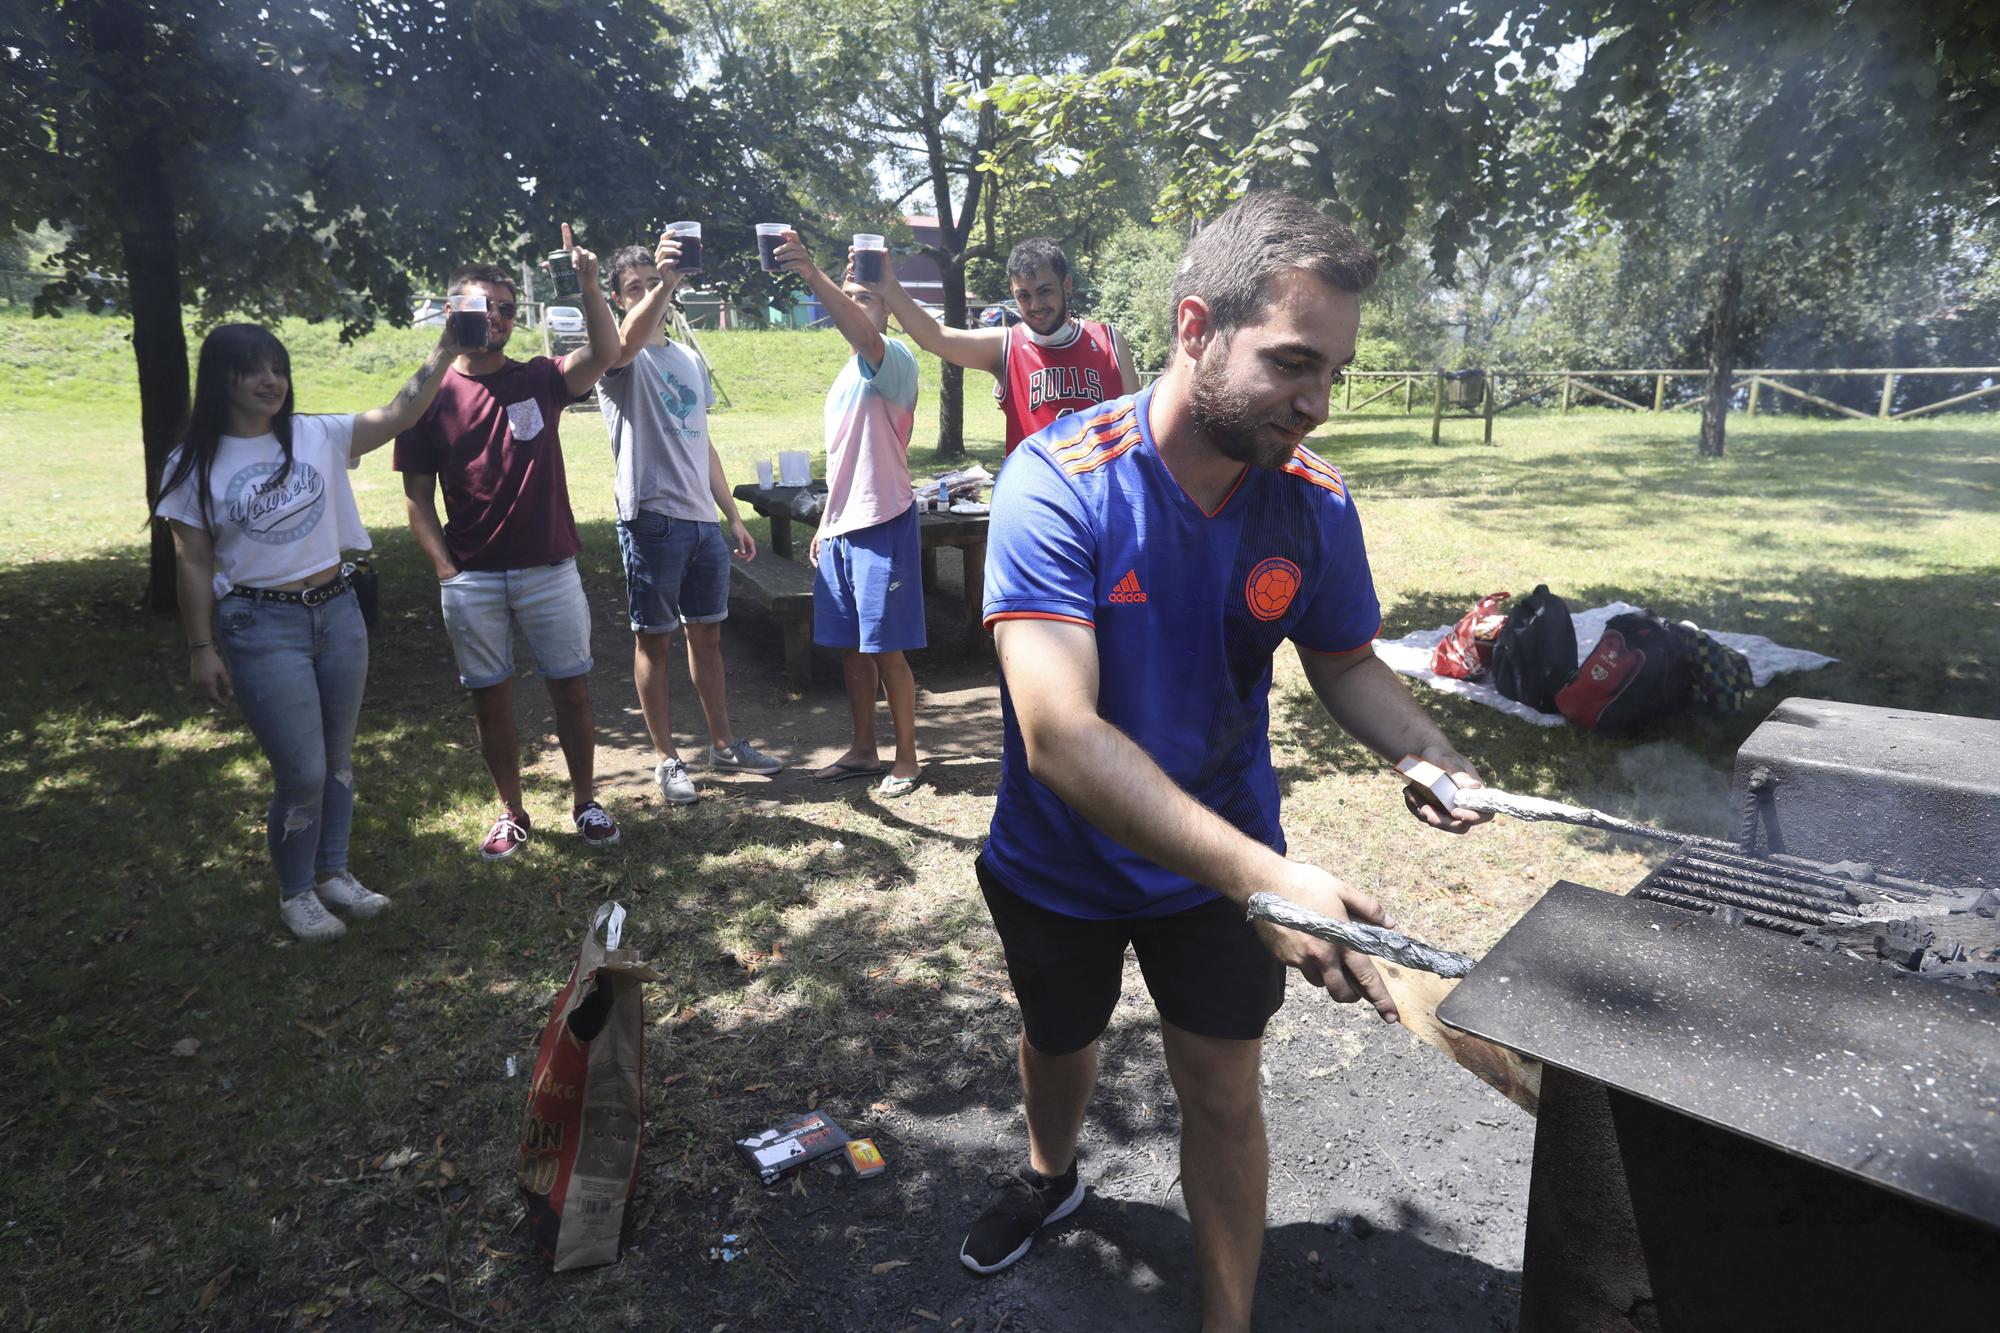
[485,551,1541,1332]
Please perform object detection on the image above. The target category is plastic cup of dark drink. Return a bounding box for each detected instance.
[545,249,582,300]
[852,233,886,284]
[667,221,702,274]
[756,223,789,273]
[448,292,489,350]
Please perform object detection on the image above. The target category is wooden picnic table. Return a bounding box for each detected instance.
[731,482,992,648]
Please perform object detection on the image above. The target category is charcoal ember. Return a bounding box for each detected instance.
[1968,889,2000,919]
[1842,883,1874,907]
[1825,860,1877,883]
[1799,931,1839,953]
[1873,923,1935,969]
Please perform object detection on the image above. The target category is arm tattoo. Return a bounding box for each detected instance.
[390,363,430,418]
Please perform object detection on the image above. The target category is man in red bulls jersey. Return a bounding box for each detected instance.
[959,192,1490,1331]
[875,237,1139,454]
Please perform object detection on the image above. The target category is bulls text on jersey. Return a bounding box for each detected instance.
[1027,365,1105,414]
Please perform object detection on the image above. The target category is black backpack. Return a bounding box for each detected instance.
[1489,585,1577,713]
[1555,610,1691,731]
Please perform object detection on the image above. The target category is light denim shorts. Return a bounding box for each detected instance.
[437,558,593,689]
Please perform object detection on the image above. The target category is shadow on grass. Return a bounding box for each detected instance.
[10,417,1993,1325]
[0,522,1034,1329]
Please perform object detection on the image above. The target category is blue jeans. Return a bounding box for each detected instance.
[216,591,369,900]
[616,512,731,633]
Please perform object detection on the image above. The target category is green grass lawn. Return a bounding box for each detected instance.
[0,310,1011,565]
[1,306,1996,1330]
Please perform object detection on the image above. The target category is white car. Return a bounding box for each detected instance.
[545,305,584,335]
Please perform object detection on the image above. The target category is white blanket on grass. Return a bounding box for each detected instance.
[1372,601,1839,727]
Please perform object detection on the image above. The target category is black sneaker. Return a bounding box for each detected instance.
[959,1157,1085,1275]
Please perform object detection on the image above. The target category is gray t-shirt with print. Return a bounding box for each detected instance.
[597,340,720,523]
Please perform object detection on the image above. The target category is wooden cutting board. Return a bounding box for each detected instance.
[1377,960,1542,1116]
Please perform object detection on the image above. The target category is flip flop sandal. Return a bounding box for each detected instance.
[814,760,888,784]
[876,773,921,798]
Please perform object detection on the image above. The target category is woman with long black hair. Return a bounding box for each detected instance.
[155,320,469,941]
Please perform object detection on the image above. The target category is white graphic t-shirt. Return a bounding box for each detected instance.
[596,340,720,523]
[156,414,370,597]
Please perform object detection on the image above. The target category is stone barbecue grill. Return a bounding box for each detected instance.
[1433,699,2000,1330]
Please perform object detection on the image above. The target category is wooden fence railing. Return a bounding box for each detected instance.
[1326,368,2000,443]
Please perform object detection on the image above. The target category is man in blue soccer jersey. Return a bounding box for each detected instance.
[962,192,1490,1330]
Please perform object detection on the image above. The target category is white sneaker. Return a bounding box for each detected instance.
[657,757,699,805]
[279,891,347,942]
[315,870,391,918]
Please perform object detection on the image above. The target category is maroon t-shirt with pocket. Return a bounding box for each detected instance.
[393,355,583,571]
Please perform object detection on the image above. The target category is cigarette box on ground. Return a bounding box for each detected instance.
[734,1110,849,1185]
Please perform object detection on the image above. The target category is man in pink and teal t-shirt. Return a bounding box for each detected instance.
[774,232,924,795]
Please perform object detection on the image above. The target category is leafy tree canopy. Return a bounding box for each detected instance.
[2,0,785,604]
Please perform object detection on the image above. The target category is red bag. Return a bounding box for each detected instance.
[1430,591,1511,679]
[518,902,662,1271]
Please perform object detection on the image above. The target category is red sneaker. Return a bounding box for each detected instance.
[480,811,531,862]
[572,800,621,849]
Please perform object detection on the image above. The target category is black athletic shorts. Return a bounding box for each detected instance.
[975,856,1286,1056]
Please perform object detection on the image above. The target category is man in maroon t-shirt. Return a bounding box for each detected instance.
[395,240,623,861]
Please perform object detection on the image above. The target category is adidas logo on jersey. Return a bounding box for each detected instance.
[1109,569,1147,604]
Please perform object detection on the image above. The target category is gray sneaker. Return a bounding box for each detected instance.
[656,757,699,805]
[709,739,784,776]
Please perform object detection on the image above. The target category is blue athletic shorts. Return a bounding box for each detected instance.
[615,511,730,634]
[813,504,926,654]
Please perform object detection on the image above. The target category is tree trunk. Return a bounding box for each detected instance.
[1698,245,1743,460]
[935,254,967,461]
[124,158,189,612]
[90,0,189,610]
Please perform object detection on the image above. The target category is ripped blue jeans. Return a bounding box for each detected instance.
[216,591,368,900]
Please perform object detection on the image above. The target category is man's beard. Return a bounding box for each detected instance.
[1189,349,1313,471]
[1024,291,1069,337]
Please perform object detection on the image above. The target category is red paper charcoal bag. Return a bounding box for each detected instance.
[519,901,662,1271]
[1430,591,1511,679]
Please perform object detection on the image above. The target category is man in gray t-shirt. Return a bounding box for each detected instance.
[599,330,719,525]
[600,235,784,804]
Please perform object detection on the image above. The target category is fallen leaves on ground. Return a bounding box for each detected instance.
[196,1266,234,1311]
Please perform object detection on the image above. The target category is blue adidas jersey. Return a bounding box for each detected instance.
[982,386,1382,919]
